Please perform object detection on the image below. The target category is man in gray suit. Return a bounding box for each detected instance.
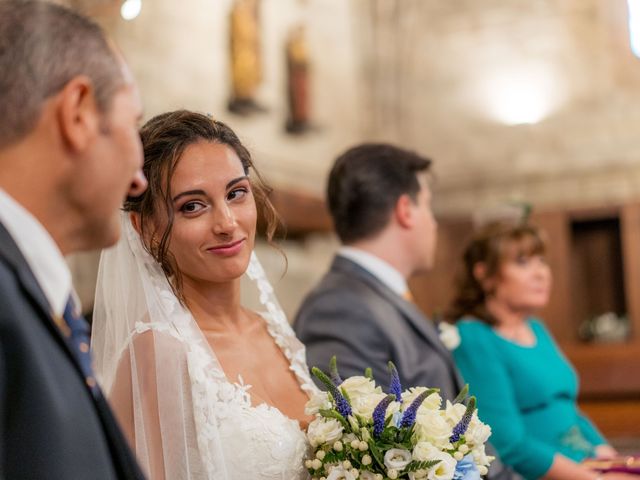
[294,143,521,480]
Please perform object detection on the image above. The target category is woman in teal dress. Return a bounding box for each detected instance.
[446,222,629,480]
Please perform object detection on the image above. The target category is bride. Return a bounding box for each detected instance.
[91,110,315,479]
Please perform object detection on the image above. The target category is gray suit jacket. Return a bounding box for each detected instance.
[294,255,522,480]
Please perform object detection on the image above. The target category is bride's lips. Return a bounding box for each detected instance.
[206,238,245,257]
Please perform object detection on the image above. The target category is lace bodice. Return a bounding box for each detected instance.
[216,400,309,479]
[182,307,315,480]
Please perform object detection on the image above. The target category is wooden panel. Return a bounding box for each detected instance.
[530,210,574,342]
[410,218,473,319]
[264,189,333,237]
[569,217,626,330]
[564,343,640,396]
[621,202,640,342]
[579,398,640,438]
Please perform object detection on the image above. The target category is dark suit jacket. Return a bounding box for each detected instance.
[0,222,145,479]
[294,255,522,480]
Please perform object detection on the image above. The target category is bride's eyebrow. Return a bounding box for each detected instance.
[172,189,206,202]
[226,176,249,189]
[171,176,248,202]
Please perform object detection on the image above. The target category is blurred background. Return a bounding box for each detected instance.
[58,0,639,450]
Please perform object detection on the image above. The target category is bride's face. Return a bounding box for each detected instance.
[160,140,257,285]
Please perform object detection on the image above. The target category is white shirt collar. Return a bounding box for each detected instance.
[338,246,409,297]
[0,189,72,317]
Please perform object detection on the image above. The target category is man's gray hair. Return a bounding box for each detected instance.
[0,1,124,147]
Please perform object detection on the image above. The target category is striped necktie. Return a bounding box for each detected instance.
[61,296,100,395]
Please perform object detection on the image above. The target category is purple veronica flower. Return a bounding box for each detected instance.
[388,362,402,402]
[450,397,476,443]
[311,367,352,418]
[399,389,436,428]
[373,394,395,438]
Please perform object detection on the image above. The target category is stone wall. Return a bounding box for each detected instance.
[65,0,640,315]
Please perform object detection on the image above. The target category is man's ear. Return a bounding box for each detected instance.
[56,76,100,153]
[394,194,414,229]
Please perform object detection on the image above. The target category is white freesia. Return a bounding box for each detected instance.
[340,376,381,400]
[326,466,356,480]
[384,448,412,471]
[438,322,461,350]
[305,391,332,415]
[307,417,344,447]
[465,417,491,447]
[471,444,495,467]
[414,410,453,449]
[401,387,442,412]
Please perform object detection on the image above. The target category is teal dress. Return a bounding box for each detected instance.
[452,318,606,480]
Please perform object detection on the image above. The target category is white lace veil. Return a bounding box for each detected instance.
[91,212,315,479]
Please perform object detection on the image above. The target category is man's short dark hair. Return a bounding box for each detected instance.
[0,0,124,147]
[327,143,432,244]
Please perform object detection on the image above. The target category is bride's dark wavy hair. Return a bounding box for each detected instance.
[124,110,281,303]
[444,222,547,326]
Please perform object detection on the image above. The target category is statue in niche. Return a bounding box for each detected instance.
[228,0,265,115]
[285,25,311,134]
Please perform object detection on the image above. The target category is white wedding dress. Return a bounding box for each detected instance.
[91,214,315,479]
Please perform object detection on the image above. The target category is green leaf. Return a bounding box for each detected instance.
[319,408,349,430]
[340,386,352,405]
[367,439,386,471]
[453,384,469,404]
[404,459,441,472]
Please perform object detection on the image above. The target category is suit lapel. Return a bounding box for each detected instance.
[332,256,464,390]
[0,222,54,321]
[0,222,100,384]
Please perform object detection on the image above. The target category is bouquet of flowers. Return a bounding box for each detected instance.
[304,357,494,480]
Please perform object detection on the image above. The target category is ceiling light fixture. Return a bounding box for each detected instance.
[121,0,141,21]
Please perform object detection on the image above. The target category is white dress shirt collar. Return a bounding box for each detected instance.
[0,189,71,317]
[338,246,408,297]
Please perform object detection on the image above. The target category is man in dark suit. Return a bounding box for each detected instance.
[294,143,521,480]
[0,2,147,478]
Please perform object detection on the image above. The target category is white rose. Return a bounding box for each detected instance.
[438,322,460,350]
[326,466,356,480]
[412,443,456,480]
[384,448,412,471]
[442,400,467,428]
[340,376,381,401]
[412,441,437,462]
[414,410,453,449]
[305,391,332,415]
[401,387,442,412]
[307,418,344,447]
[351,392,399,419]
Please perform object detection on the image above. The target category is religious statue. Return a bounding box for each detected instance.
[285,25,311,133]
[228,0,265,115]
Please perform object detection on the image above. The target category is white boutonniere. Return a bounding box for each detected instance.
[438,322,461,350]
